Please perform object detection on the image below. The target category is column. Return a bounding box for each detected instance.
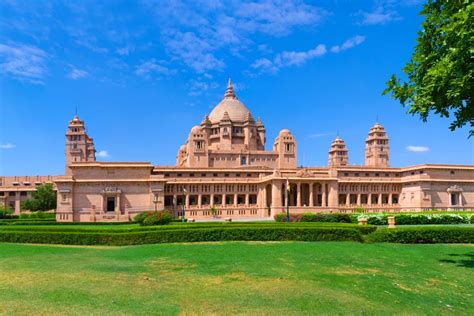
[185,193,190,209]
[14,192,21,215]
[261,187,267,208]
[234,194,238,207]
[297,183,301,207]
[327,181,338,208]
[346,194,350,206]
[245,194,250,206]
[198,194,202,208]
[222,194,226,207]
[322,183,327,207]
[210,193,214,207]
[357,194,361,206]
[271,180,283,215]
[378,193,383,206]
[115,194,121,214]
[309,183,314,207]
[389,193,393,206]
[368,193,372,206]
[459,193,463,207]
[173,194,177,209]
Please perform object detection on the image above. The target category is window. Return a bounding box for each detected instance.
[164,174,170,177]
[450,170,455,175]
[177,173,182,177]
[20,192,27,197]
[344,173,349,176]
[247,173,252,177]
[241,156,247,166]
[201,173,206,177]
[189,173,194,177]
[375,173,379,177]
[213,173,218,177]
[224,174,229,177]
[236,174,241,177]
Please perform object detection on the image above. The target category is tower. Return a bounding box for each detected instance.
[65,115,96,173]
[274,129,297,169]
[328,136,349,167]
[365,122,389,167]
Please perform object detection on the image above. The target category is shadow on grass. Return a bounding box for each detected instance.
[439,252,474,268]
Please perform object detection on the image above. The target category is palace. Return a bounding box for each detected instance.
[1,80,473,222]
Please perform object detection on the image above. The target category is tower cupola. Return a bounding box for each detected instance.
[328,136,349,167]
[65,114,96,174]
[365,122,390,167]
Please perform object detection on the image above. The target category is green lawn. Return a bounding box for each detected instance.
[0,242,473,315]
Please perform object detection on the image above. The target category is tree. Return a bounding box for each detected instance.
[383,0,473,137]
[21,183,57,212]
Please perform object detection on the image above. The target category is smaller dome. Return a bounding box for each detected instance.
[279,129,291,136]
[332,136,345,144]
[190,125,202,133]
[179,145,187,152]
[371,122,385,131]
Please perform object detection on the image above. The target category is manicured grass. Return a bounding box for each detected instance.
[0,242,472,314]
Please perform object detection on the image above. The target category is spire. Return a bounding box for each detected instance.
[245,111,254,123]
[201,115,211,126]
[224,78,237,99]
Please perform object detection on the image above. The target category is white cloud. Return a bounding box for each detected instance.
[234,0,327,36]
[164,31,225,73]
[357,6,400,25]
[252,44,326,74]
[67,66,88,80]
[331,35,366,53]
[135,59,175,79]
[0,143,15,149]
[96,150,110,158]
[276,44,327,67]
[116,45,134,56]
[144,0,327,73]
[407,145,429,153]
[0,42,47,84]
[188,79,219,96]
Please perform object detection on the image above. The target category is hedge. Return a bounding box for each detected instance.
[366,227,474,244]
[358,213,473,226]
[0,222,377,235]
[275,213,355,223]
[0,226,364,246]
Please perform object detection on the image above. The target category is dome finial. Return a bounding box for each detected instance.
[224,78,237,99]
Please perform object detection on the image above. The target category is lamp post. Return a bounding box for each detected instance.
[182,188,187,223]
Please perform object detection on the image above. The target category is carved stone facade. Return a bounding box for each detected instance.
[0,80,473,221]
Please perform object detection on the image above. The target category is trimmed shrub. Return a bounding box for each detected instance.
[136,210,173,226]
[366,227,474,244]
[0,226,364,246]
[275,213,354,223]
[358,213,473,226]
[19,212,55,220]
[0,207,14,219]
[133,211,151,224]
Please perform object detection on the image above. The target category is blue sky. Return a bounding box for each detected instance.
[0,0,472,176]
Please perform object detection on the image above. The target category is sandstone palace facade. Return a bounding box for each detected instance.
[1,80,473,222]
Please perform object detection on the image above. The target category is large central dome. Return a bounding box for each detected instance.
[208,79,251,123]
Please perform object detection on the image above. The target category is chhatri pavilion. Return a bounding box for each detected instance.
[1,80,473,222]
